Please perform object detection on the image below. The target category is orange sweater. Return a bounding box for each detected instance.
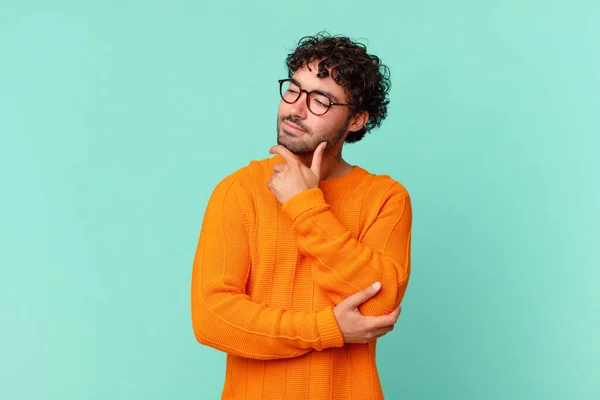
[190,154,412,399]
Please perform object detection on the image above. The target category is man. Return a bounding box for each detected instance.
[191,32,412,399]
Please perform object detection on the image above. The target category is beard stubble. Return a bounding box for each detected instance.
[276,114,349,155]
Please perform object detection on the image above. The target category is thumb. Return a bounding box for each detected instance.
[345,282,381,308]
[310,141,327,178]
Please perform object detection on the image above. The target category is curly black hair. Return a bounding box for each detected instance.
[285,32,391,143]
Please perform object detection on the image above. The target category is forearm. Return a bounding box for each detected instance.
[191,282,343,360]
[191,178,344,359]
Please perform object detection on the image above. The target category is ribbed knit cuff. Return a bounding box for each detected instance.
[315,306,345,350]
[281,188,328,222]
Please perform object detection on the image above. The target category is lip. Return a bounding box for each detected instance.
[282,120,306,133]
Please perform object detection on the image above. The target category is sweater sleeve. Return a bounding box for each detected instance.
[190,178,344,360]
[280,185,412,317]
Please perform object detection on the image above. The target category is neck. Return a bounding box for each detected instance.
[296,146,352,180]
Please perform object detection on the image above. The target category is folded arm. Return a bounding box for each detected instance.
[190,178,344,360]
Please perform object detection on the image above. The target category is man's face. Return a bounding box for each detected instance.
[276,60,352,155]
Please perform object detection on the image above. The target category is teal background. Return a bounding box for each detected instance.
[1,0,598,399]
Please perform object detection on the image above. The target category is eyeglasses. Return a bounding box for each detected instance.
[278,79,352,116]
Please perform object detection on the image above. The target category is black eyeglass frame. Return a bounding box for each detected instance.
[278,79,352,116]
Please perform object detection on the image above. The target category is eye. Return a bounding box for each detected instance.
[311,94,330,106]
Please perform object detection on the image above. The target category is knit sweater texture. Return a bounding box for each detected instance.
[191,154,412,399]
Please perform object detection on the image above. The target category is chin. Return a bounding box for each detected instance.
[277,139,307,155]
[278,127,319,155]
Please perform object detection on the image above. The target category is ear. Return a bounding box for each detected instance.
[348,111,369,132]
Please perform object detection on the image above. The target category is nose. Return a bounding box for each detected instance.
[289,91,308,119]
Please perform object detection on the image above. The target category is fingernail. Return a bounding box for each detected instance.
[372,282,381,290]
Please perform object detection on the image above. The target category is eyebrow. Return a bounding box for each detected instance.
[290,78,341,103]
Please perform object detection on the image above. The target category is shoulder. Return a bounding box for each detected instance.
[356,165,410,203]
[210,157,273,200]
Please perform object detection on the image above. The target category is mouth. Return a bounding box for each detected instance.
[282,120,307,134]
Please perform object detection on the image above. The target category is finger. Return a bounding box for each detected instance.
[391,305,402,319]
[371,305,402,329]
[310,142,327,178]
[343,282,381,308]
[373,325,394,340]
[272,163,287,173]
[360,325,393,344]
[270,145,300,166]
